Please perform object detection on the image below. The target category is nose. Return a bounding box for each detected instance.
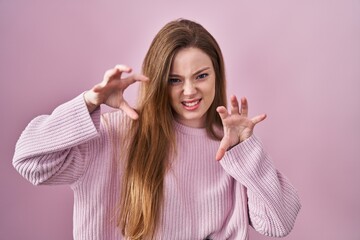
[183,80,196,96]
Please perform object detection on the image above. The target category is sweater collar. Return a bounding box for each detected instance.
[173,120,208,136]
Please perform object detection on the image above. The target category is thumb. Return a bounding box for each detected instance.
[92,84,103,93]
[119,100,139,120]
[215,138,229,161]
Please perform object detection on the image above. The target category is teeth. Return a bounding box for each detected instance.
[183,100,199,107]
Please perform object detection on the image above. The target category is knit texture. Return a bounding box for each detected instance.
[13,94,301,240]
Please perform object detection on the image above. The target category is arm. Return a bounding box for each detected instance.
[220,135,301,237]
[12,94,101,185]
[216,95,300,236]
[13,64,148,185]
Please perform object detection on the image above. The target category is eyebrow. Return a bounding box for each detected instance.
[169,66,211,77]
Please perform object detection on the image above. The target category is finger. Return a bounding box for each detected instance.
[251,114,267,125]
[240,97,248,117]
[120,74,149,88]
[119,100,139,120]
[92,83,103,92]
[103,65,132,83]
[103,68,118,83]
[113,65,132,80]
[230,95,240,115]
[216,106,229,120]
[114,64,132,74]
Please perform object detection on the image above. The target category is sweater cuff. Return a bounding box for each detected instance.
[78,92,101,132]
[219,134,267,183]
[65,92,101,139]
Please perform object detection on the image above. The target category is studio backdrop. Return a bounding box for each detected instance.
[0,1,359,239]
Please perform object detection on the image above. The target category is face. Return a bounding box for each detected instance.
[168,47,216,128]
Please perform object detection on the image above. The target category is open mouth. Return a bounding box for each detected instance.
[181,99,201,109]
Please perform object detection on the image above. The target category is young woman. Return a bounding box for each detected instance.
[13,19,301,240]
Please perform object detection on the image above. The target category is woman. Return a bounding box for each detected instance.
[13,19,301,240]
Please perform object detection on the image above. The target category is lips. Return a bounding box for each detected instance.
[181,99,201,110]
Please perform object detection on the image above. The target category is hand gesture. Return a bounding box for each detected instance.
[84,64,149,119]
[215,95,266,161]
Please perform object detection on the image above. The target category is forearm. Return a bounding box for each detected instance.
[13,93,101,185]
[220,135,301,237]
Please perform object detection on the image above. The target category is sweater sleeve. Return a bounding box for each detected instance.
[219,135,301,237]
[12,93,101,185]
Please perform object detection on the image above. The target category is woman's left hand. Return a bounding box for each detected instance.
[215,95,267,161]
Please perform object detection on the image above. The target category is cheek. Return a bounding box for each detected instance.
[205,80,216,102]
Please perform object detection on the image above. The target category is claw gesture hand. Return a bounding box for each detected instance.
[215,95,266,161]
[84,64,149,119]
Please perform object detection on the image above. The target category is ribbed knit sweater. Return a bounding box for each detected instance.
[13,94,301,240]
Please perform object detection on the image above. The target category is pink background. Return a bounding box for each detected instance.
[1,1,359,239]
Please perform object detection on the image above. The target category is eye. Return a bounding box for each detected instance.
[168,78,182,85]
[196,73,208,80]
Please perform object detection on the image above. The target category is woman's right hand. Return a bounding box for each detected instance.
[84,64,149,119]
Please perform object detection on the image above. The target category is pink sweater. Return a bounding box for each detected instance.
[13,94,301,240]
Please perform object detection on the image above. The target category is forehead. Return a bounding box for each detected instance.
[170,47,213,73]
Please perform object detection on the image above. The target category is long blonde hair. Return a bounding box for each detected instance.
[118,19,227,239]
